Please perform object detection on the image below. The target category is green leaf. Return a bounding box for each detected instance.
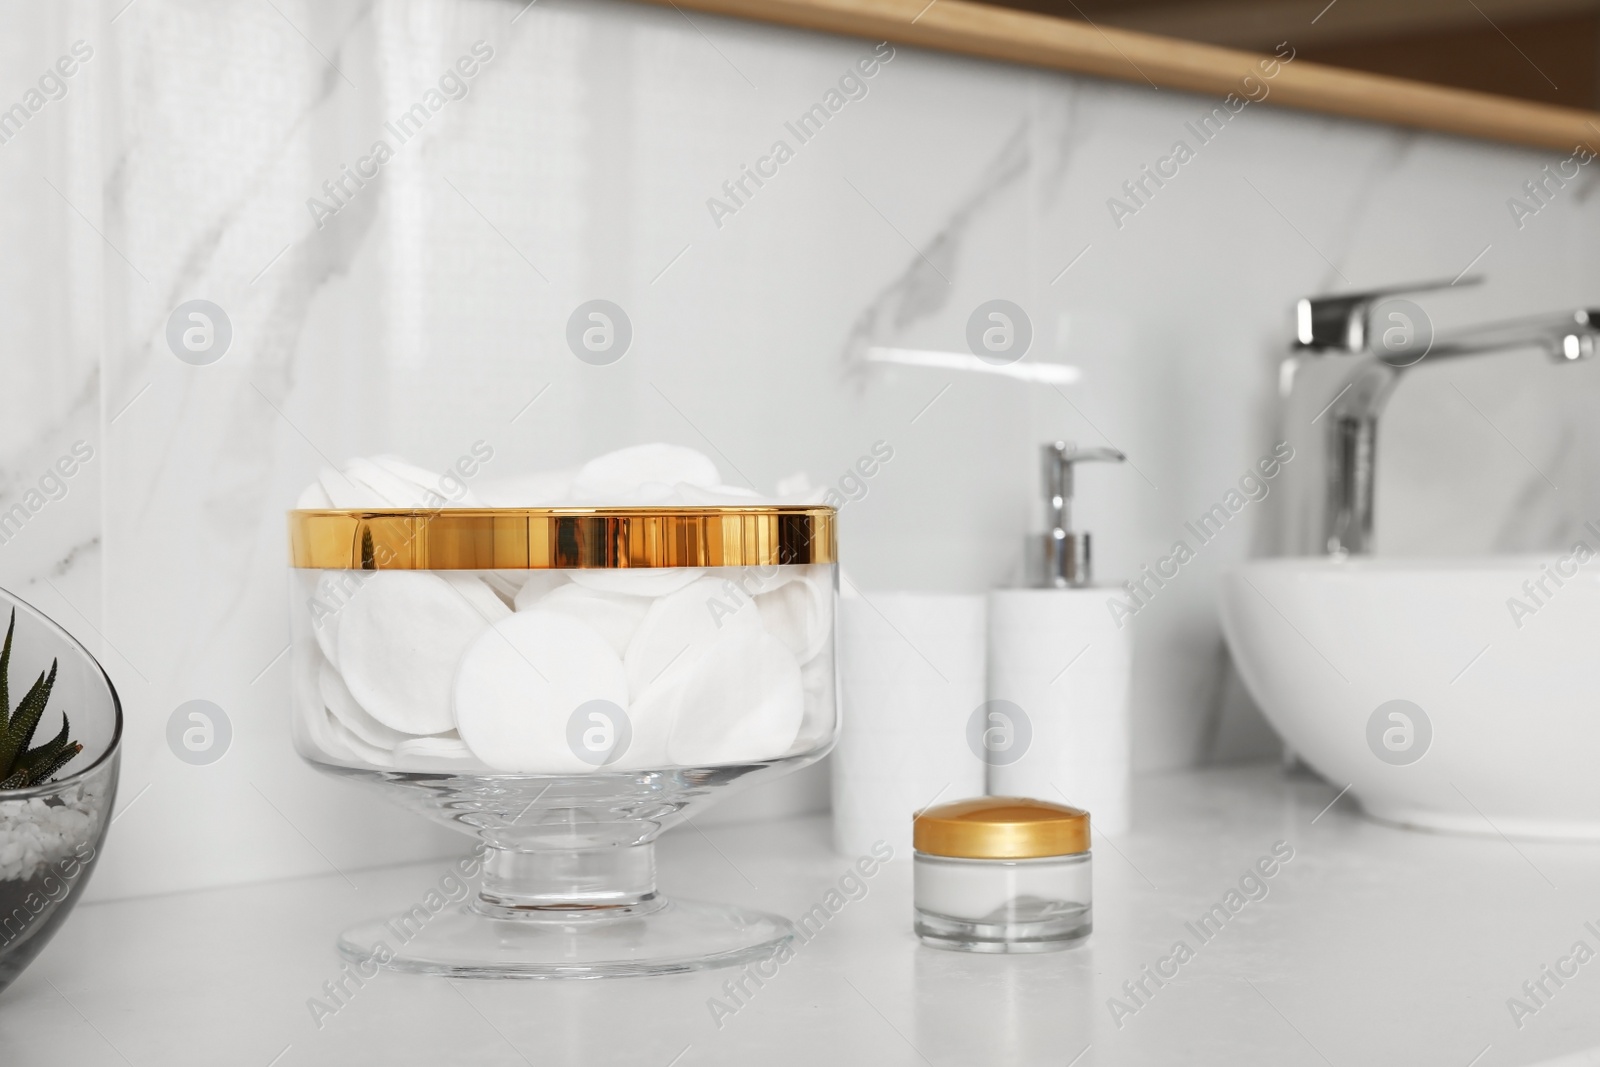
[0,769,25,789]
[0,608,14,736]
[27,741,82,785]
[23,712,72,774]
[0,661,57,778]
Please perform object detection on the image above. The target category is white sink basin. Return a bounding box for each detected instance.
[1221,556,1600,839]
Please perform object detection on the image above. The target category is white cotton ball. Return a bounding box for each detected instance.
[529,583,651,658]
[336,572,496,735]
[570,444,720,501]
[453,610,630,774]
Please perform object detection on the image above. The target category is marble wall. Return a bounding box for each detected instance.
[4,0,1599,899]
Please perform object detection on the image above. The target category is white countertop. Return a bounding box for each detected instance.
[3,762,1598,1066]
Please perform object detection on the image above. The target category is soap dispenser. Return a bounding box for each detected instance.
[985,442,1134,834]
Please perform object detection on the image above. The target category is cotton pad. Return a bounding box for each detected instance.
[393,735,484,772]
[512,571,571,611]
[336,571,495,735]
[444,573,513,625]
[570,444,720,500]
[571,567,705,598]
[756,567,832,663]
[371,454,484,507]
[474,470,575,506]
[530,583,651,658]
[293,643,352,762]
[480,571,530,608]
[453,610,629,774]
[318,466,375,508]
[297,481,334,509]
[327,714,396,768]
[624,575,762,700]
[345,457,438,508]
[667,628,804,766]
[308,570,365,670]
[320,662,411,750]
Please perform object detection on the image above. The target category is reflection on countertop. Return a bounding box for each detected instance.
[2,762,1598,1066]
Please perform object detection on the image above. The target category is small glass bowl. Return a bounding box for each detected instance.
[913,797,1091,953]
[0,587,122,994]
[288,505,836,978]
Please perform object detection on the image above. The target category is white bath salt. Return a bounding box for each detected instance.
[443,573,513,625]
[570,566,705,598]
[623,576,762,702]
[453,610,629,774]
[667,627,804,766]
[337,572,494,735]
[528,583,651,658]
[756,567,832,664]
[512,571,571,611]
[570,444,720,501]
[0,783,102,883]
[319,662,412,750]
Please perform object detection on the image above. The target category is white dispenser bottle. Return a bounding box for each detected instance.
[986,443,1133,834]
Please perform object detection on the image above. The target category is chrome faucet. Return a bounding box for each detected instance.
[1279,278,1600,556]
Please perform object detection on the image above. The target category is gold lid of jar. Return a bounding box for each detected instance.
[913,797,1090,859]
[288,506,835,570]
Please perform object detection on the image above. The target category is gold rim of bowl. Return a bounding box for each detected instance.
[287,506,836,570]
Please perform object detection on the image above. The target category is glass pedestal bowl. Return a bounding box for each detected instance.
[288,506,836,979]
[0,587,121,994]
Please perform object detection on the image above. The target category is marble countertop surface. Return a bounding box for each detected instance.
[3,762,1598,1066]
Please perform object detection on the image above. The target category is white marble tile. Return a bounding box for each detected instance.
[1,0,1597,898]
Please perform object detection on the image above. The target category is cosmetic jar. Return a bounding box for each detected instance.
[913,796,1091,952]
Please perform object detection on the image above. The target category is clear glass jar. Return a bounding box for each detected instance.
[913,797,1091,952]
[288,505,836,978]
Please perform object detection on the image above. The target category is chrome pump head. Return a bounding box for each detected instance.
[1039,441,1125,588]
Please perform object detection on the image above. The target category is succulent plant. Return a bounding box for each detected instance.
[0,610,80,790]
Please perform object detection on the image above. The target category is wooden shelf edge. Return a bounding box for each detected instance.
[634,0,1600,153]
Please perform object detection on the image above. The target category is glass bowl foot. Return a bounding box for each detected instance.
[338,897,795,979]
